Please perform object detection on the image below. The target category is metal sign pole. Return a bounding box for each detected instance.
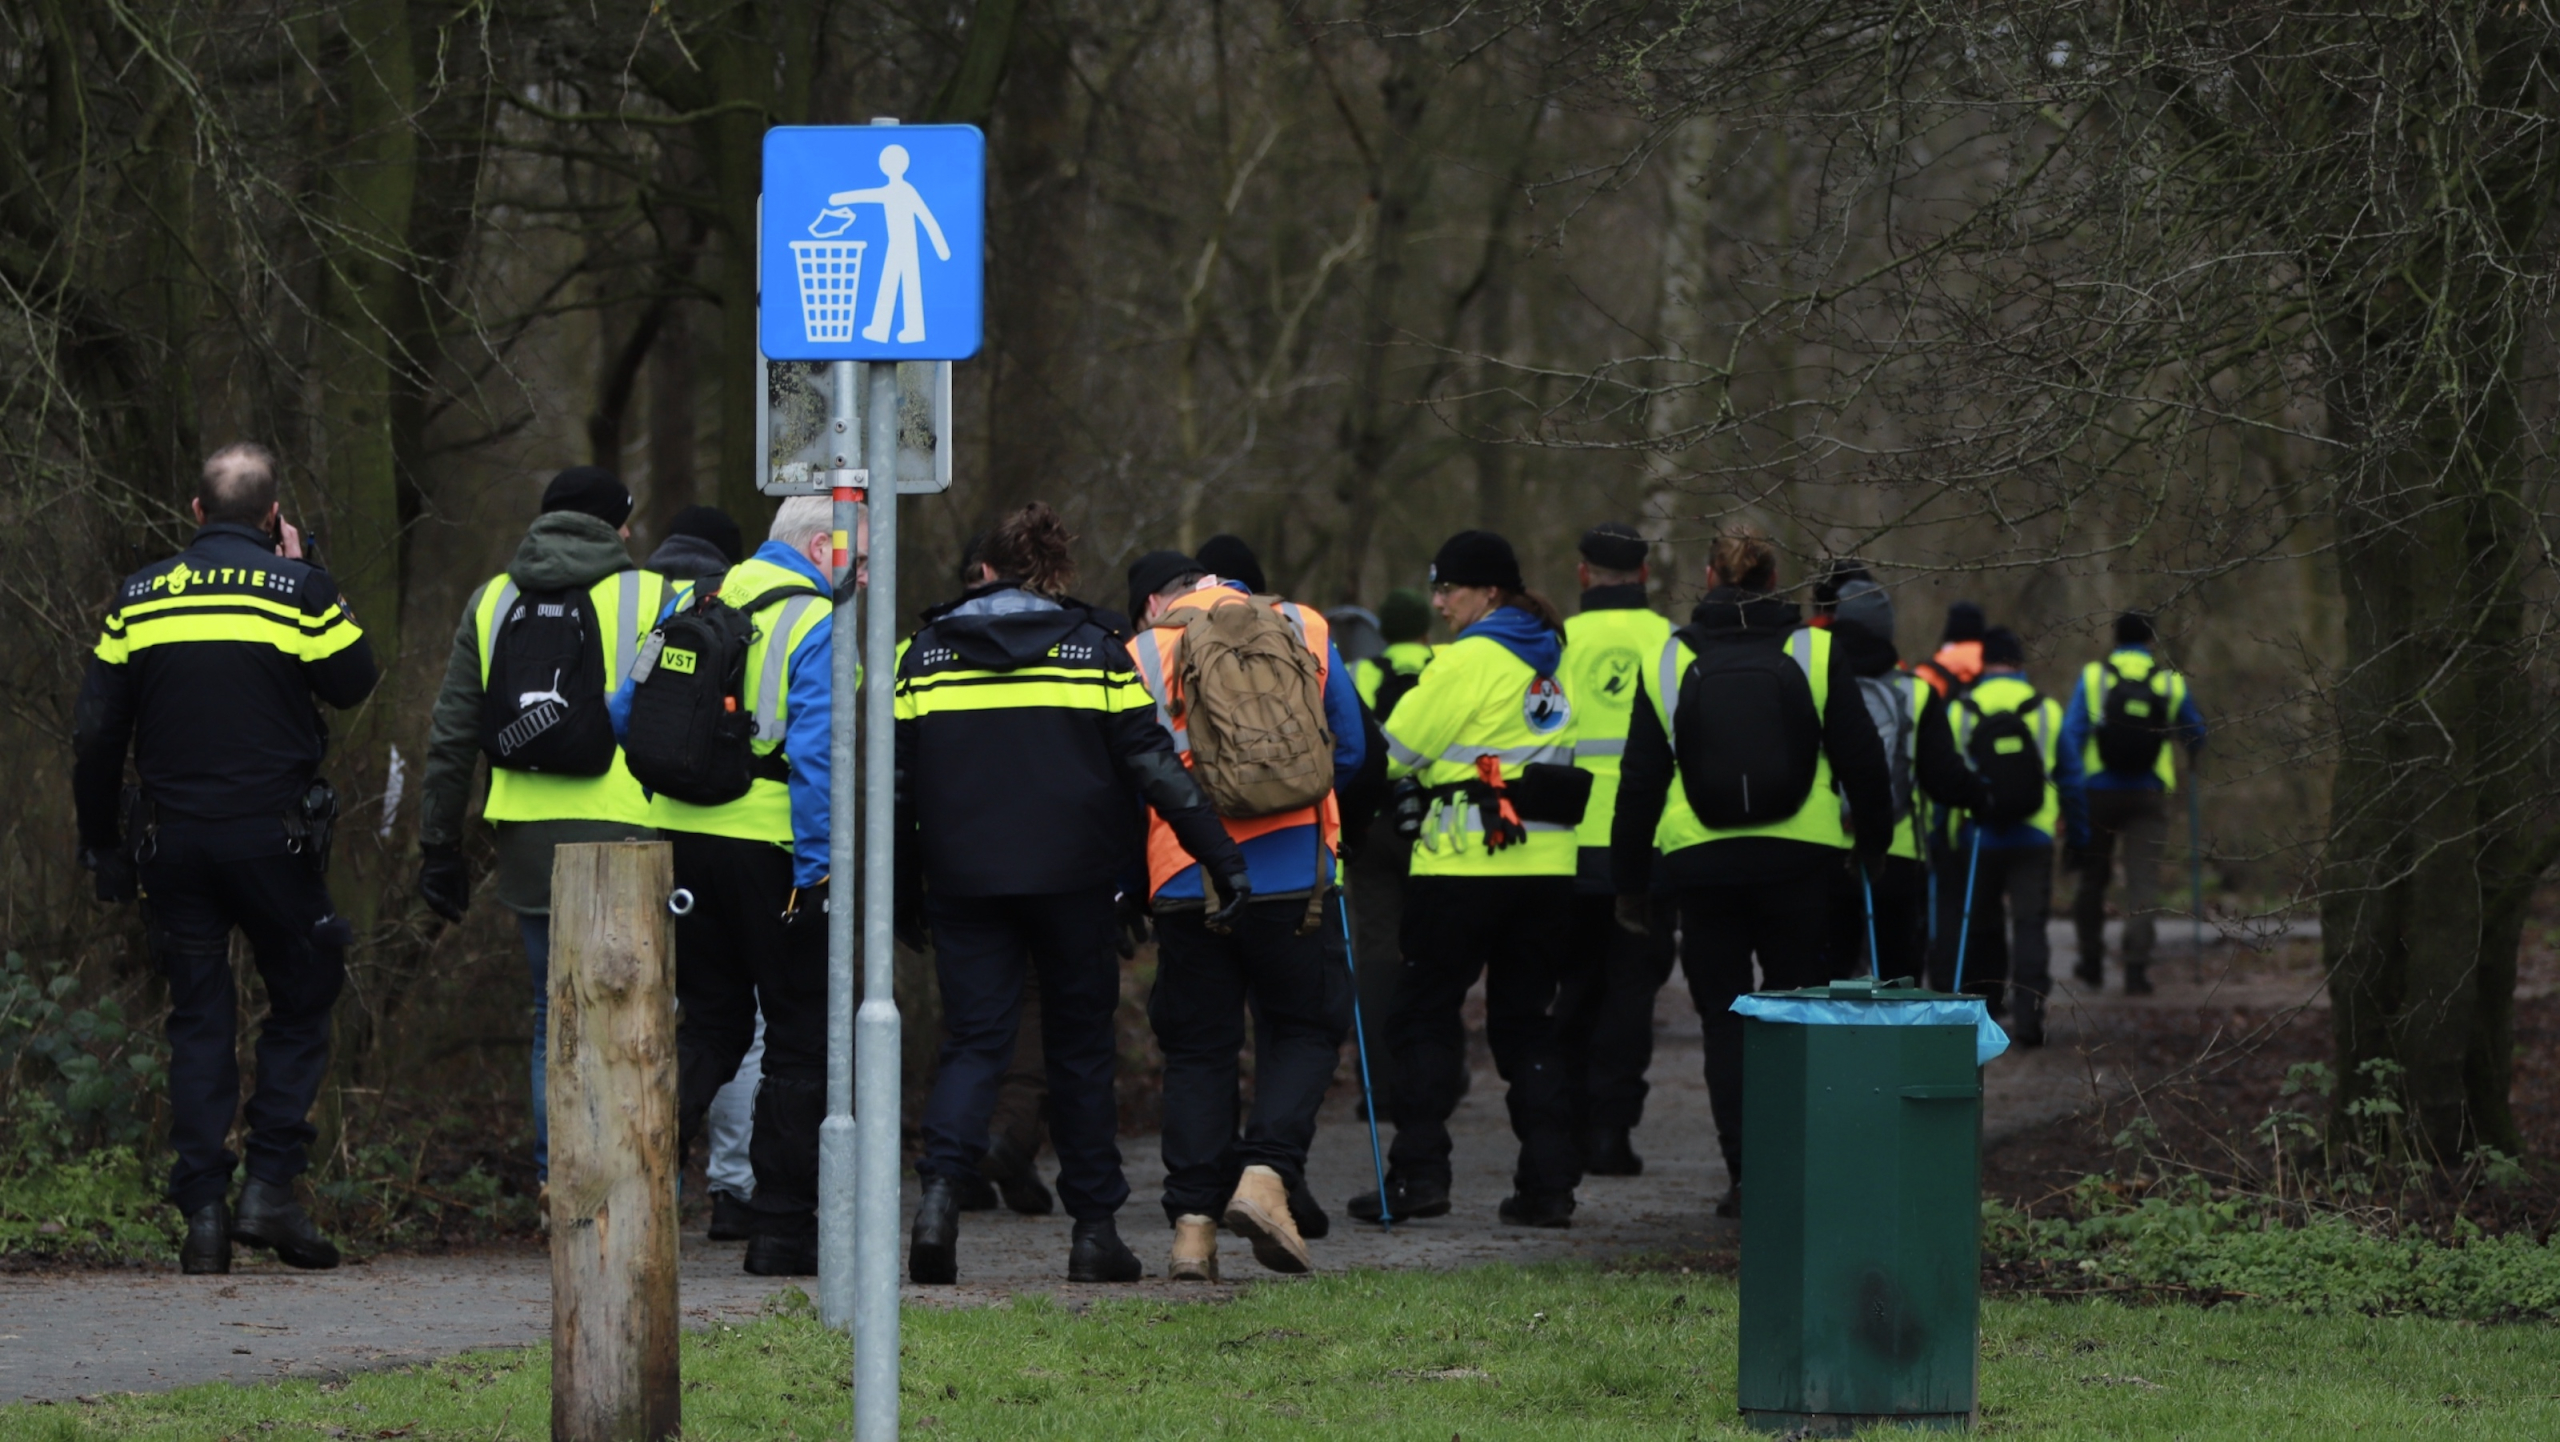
[853,353,905,1441]
[819,361,861,1329]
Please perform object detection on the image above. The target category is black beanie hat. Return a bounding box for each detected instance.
[2115,611,2156,646]
[541,466,634,527]
[1126,549,1202,620]
[1430,530,1523,591]
[1981,626,2025,667]
[664,504,743,565]
[1195,534,1266,594]
[1943,600,1987,643]
[1378,587,1432,642]
[1578,522,1648,573]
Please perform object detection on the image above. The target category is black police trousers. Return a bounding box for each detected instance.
[1387,875,1583,1201]
[1555,891,1680,1136]
[141,820,348,1213]
[670,832,829,1240]
[1148,896,1352,1224]
[919,887,1128,1221]
[1677,872,1834,1184]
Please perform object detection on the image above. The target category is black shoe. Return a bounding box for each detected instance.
[743,1233,818,1276]
[708,1191,756,1241]
[1347,1175,1450,1223]
[1583,1128,1644,1177]
[1066,1217,1142,1283]
[181,1200,231,1275]
[1497,1192,1574,1228]
[983,1137,1055,1216]
[909,1175,961,1285]
[2124,965,2154,996]
[2072,958,2104,989]
[2011,995,2047,1048]
[1288,1175,1330,1241]
[954,1174,1001,1212]
[1713,1182,1741,1219]
[232,1178,339,1270]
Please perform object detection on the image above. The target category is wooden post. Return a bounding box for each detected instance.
[549,841,680,1442]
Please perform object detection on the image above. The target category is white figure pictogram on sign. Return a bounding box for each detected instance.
[824,145,952,345]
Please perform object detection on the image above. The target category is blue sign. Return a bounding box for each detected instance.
[761,125,985,362]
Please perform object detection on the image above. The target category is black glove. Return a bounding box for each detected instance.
[1113,889,1153,959]
[1613,895,1650,936]
[82,847,136,906]
[418,843,469,921]
[1203,862,1253,932]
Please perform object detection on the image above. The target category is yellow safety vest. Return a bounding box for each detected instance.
[1647,627,1853,856]
[1953,674,2064,836]
[1380,632,1578,878]
[1561,604,1673,854]
[472,568,670,826]
[1354,641,1436,711]
[2079,650,2190,789]
[645,556,832,844]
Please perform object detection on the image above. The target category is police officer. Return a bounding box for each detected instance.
[900,503,1250,1285]
[2061,612,2205,996]
[417,467,668,1204]
[1610,527,1894,1219]
[1353,530,1585,1229]
[73,443,379,1274]
[1551,523,1676,1178]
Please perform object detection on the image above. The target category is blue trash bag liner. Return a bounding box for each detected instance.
[1731,992,2010,1068]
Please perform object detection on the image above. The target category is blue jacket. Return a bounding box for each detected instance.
[1149,582,1367,903]
[610,540,840,887]
[2059,646,2207,791]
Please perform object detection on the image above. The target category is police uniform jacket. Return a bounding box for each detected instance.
[894,580,1244,898]
[73,522,378,848]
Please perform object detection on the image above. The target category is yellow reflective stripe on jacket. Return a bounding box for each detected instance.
[1649,626,1851,854]
[1561,605,1672,852]
[96,590,363,664]
[1379,632,1578,878]
[1957,674,2064,835]
[895,666,1156,719]
[471,568,669,826]
[649,556,831,843]
[2079,652,2189,789]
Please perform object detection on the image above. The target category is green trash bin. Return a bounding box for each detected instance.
[1733,978,2008,1435]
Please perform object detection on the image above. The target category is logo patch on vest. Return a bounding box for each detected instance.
[1524,675,1571,733]
[1594,648,1641,700]
[661,647,698,675]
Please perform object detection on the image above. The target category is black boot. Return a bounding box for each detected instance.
[1347,1174,1450,1223]
[744,1233,818,1276]
[1066,1217,1142,1283]
[2123,961,2154,996]
[982,1136,1054,1216]
[708,1191,756,1241]
[232,1178,339,1270]
[2011,990,2047,1048]
[181,1200,231,1275]
[1287,1174,1330,1241]
[1713,1182,1742,1219]
[954,1174,1002,1212]
[1583,1128,1644,1177]
[1497,1192,1575,1228]
[909,1175,961,1285]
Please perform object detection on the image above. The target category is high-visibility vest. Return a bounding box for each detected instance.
[1647,627,1853,856]
[2079,649,2191,789]
[1560,604,1673,855]
[1954,673,2065,836]
[471,567,670,826]
[1380,629,1579,878]
[644,556,832,843]
[1127,589,1339,897]
[1354,641,1435,711]
[1887,669,1932,861]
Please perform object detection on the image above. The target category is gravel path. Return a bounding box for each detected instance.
[0,916,2312,1402]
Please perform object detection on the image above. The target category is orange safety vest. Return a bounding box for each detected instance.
[1128,586,1341,899]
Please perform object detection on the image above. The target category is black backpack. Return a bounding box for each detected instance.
[1959,694,2048,826]
[623,581,825,806]
[1672,632,1822,829]
[2094,660,2172,776]
[1372,665,1423,723]
[479,581,619,776]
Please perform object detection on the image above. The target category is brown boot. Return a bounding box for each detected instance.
[1222,1165,1311,1275]
[1169,1214,1220,1282]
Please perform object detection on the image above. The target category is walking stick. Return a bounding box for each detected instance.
[1952,827,1985,996]
[1335,881,1395,1226]
[1860,864,1883,980]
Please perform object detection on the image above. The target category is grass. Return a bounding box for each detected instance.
[9,1263,2560,1440]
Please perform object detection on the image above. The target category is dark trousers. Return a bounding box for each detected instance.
[2073,789,2168,977]
[1824,854,1928,982]
[1928,841,2054,1016]
[1555,892,1679,1134]
[919,887,1127,1220]
[1148,897,1353,1223]
[1387,875,1582,1200]
[670,832,829,1238]
[1678,873,1833,1183]
[1343,813,1409,1114]
[140,821,348,1213]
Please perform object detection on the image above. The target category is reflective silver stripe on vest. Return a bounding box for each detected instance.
[1437,741,1575,767]
[1785,627,1817,680]
[610,570,643,683]
[489,579,520,634]
[1276,601,1309,644]
[1659,637,1685,736]
[752,596,824,743]
[1576,737,1628,759]
[1384,728,1430,770]
[1129,629,1188,753]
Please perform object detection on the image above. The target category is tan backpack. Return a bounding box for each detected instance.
[1157,596,1335,818]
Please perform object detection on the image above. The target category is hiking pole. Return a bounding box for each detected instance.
[1334,881,1394,1227]
[1952,827,1985,996]
[1860,864,1883,980]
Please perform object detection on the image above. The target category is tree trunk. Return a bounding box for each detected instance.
[981,0,1087,523]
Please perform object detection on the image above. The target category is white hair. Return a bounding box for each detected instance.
[770,496,834,555]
